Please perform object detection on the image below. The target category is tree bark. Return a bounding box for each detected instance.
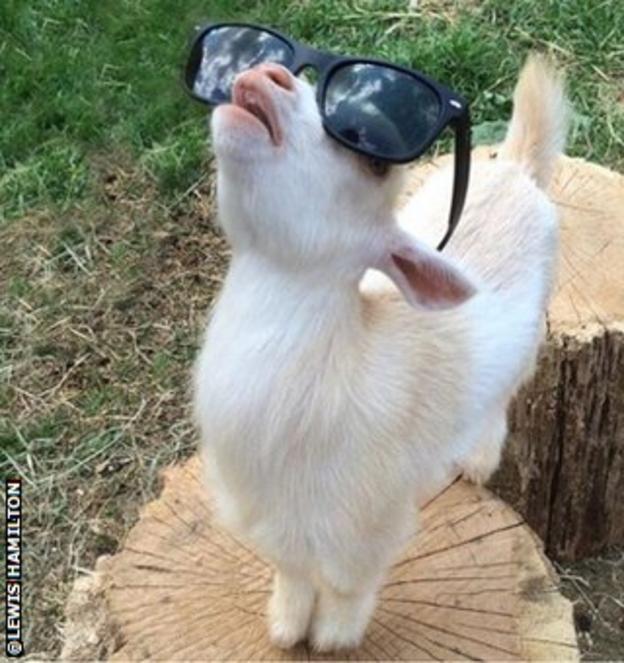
[494,156,623,561]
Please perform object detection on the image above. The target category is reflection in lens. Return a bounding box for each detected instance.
[193,26,294,103]
[324,64,441,159]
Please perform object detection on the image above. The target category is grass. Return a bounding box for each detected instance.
[1,0,623,658]
[1,0,623,221]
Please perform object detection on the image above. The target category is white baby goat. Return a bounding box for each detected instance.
[194,56,567,652]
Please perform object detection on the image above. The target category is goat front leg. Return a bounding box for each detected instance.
[310,580,379,652]
[268,568,316,649]
[310,506,413,652]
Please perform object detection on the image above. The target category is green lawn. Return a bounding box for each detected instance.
[1,0,623,657]
[2,0,623,221]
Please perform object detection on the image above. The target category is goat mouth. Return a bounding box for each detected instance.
[231,81,282,146]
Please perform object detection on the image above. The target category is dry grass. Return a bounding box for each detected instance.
[0,157,228,656]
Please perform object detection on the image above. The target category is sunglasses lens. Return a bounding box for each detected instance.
[323,63,442,160]
[189,26,294,103]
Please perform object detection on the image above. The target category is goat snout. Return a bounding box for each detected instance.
[235,63,295,93]
[230,64,296,146]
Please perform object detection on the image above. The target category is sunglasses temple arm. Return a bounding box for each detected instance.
[436,110,471,252]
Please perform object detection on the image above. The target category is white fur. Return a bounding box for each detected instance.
[194,57,567,651]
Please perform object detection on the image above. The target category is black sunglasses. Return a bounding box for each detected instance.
[184,23,471,251]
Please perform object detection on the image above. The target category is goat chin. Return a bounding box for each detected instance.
[193,55,567,652]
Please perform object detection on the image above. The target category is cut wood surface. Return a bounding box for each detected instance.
[403,151,624,561]
[61,455,577,661]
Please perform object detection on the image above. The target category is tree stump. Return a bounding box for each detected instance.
[403,151,624,561]
[61,456,578,661]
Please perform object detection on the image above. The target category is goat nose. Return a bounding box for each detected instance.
[254,63,295,91]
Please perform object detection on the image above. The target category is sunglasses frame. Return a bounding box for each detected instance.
[185,22,471,251]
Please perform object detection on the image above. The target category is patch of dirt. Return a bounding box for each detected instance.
[558,549,624,660]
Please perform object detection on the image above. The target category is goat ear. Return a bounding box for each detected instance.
[377,230,477,310]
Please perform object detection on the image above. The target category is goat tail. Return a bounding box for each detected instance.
[499,54,569,189]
